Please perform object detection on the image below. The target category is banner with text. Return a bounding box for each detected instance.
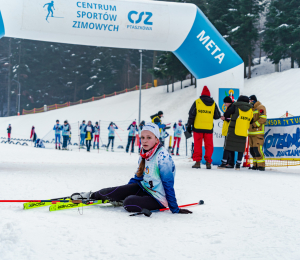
[264,116,300,159]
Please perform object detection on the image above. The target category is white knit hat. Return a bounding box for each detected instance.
[141,122,160,139]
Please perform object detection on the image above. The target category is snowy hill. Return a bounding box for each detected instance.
[0,69,300,141]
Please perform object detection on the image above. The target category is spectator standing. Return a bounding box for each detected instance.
[187,86,221,169]
[7,124,12,142]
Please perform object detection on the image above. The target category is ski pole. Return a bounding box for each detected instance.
[130,200,204,217]
[0,199,70,203]
[115,130,122,141]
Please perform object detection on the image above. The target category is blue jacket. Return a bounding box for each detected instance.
[84,125,95,139]
[127,124,138,137]
[80,124,86,134]
[62,124,71,136]
[128,146,179,213]
[53,124,62,134]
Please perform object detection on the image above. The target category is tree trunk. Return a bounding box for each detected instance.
[244,62,247,78]
[74,77,77,102]
[167,83,169,93]
[16,40,22,112]
[247,54,251,79]
[191,74,193,85]
[291,56,294,68]
[7,38,11,117]
[172,76,174,92]
[181,80,182,89]
[152,51,157,86]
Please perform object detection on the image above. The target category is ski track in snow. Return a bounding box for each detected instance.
[1,144,300,260]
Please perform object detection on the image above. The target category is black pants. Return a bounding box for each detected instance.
[86,140,92,151]
[91,183,163,212]
[62,136,69,148]
[126,136,135,153]
[223,150,243,164]
[107,136,115,149]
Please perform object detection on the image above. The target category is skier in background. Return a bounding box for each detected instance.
[7,124,11,142]
[70,123,192,215]
[172,119,186,156]
[62,120,71,150]
[150,111,165,131]
[30,126,37,146]
[93,122,100,149]
[84,121,94,152]
[160,125,169,147]
[138,121,145,152]
[126,121,138,153]
[53,119,62,150]
[79,120,86,148]
[107,122,118,152]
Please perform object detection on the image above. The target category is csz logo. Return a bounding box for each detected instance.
[128,11,153,25]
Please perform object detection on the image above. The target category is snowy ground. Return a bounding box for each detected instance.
[1,143,300,260]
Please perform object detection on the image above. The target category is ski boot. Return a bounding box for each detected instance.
[176,148,180,156]
[192,161,201,169]
[257,167,265,171]
[111,148,114,152]
[171,148,174,156]
[71,191,93,200]
[106,147,108,151]
[93,143,95,149]
[206,162,211,169]
[55,145,57,150]
[59,145,61,150]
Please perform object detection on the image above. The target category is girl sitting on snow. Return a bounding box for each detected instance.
[72,123,192,214]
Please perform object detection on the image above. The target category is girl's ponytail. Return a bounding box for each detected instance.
[136,158,145,177]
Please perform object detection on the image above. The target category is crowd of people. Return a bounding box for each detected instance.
[185,86,266,171]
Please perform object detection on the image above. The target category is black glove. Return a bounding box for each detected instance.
[178,209,193,214]
[186,124,192,134]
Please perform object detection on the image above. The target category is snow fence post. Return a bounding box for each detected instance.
[80,100,82,104]
[92,97,94,101]
[34,108,36,113]
[115,92,116,95]
[103,94,105,98]
[44,105,47,112]
[55,104,57,109]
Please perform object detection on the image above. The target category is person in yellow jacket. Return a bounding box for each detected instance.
[221,96,235,168]
[218,96,253,170]
[248,95,267,171]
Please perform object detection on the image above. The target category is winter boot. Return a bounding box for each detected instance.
[93,143,95,149]
[176,148,180,156]
[111,147,114,152]
[55,145,57,149]
[235,163,241,170]
[249,165,257,170]
[59,145,61,150]
[257,167,265,171]
[106,147,109,151]
[171,148,174,156]
[192,161,201,169]
[217,160,227,169]
[206,162,211,169]
[225,164,234,169]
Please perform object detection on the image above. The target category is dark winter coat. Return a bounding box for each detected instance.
[7,126,11,134]
[187,95,221,133]
[84,125,95,139]
[224,99,252,153]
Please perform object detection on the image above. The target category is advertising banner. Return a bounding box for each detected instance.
[264,117,300,159]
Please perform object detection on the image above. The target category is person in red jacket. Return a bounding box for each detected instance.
[186,86,221,169]
[30,126,37,146]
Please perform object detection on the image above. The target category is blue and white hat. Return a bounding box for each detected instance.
[141,123,160,139]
